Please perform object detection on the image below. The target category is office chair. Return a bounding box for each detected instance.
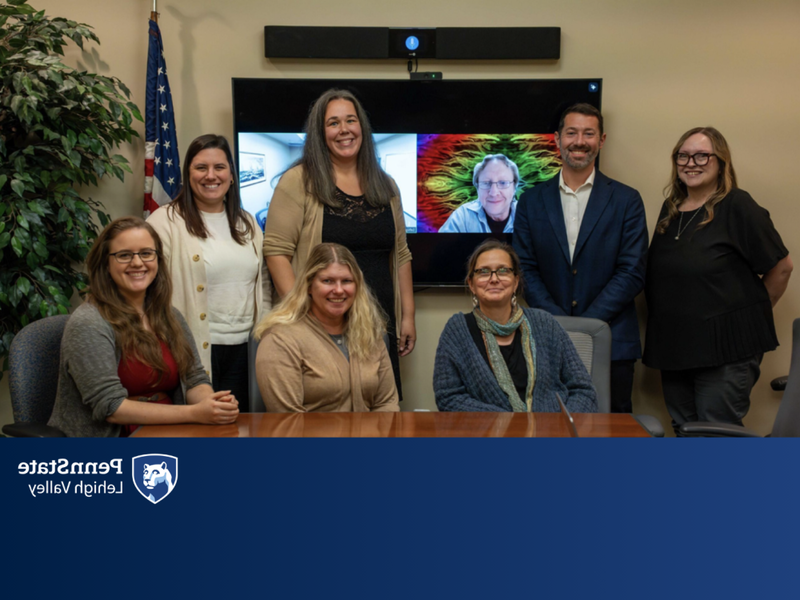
[247,335,265,412]
[681,318,800,437]
[3,315,69,437]
[554,316,612,411]
[554,315,664,437]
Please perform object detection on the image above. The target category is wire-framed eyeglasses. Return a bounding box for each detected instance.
[477,180,515,190]
[109,250,158,263]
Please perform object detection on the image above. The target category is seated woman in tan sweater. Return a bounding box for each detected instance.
[255,243,399,412]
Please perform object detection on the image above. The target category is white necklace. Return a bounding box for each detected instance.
[675,206,704,240]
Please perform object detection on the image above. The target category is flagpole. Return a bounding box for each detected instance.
[143,0,180,216]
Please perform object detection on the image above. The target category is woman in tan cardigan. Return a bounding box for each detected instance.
[263,88,414,399]
[255,243,398,413]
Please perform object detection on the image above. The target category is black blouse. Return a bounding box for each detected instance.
[321,188,402,397]
[465,313,528,400]
[321,189,396,330]
[643,189,788,370]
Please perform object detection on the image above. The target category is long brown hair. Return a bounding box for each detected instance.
[294,88,396,209]
[86,217,196,377]
[254,243,386,361]
[656,126,738,234]
[168,134,254,244]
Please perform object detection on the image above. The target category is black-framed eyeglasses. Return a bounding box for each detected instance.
[472,267,515,280]
[674,152,716,166]
[109,249,158,263]
[477,180,515,190]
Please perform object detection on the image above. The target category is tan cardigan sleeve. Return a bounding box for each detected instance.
[256,326,307,412]
[390,183,412,267]
[248,212,272,314]
[370,343,400,412]
[263,167,307,258]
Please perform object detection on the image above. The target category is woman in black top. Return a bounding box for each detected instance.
[643,127,793,434]
[264,89,415,399]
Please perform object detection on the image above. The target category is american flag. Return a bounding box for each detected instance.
[144,18,180,216]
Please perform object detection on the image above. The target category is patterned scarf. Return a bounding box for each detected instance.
[473,306,537,412]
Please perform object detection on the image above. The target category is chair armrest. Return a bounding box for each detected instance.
[679,422,761,438]
[3,423,67,438]
[633,415,665,438]
[771,376,788,391]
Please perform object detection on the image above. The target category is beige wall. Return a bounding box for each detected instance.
[3,0,798,435]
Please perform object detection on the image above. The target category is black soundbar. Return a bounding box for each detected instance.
[264,26,560,60]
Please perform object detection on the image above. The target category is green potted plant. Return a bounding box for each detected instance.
[0,0,142,375]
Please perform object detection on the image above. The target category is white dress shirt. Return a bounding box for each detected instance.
[559,168,596,262]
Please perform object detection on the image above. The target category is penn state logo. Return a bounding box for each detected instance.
[132,454,178,504]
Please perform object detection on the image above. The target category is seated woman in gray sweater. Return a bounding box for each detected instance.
[48,217,239,437]
[434,240,597,413]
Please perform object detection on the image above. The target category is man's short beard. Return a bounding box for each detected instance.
[560,145,597,170]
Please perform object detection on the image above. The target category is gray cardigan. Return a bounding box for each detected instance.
[434,308,598,413]
[48,303,210,437]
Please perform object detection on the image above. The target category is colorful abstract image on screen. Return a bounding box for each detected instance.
[416,133,561,232]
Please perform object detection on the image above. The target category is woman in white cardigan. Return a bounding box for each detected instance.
[148,134,270,411]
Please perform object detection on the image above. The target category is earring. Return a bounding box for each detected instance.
[472,294,479,308]
[511,295,517,308]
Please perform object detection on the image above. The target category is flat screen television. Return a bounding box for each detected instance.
[232,78,602,287]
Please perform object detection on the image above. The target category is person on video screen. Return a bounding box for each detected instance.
[439,154,521,234]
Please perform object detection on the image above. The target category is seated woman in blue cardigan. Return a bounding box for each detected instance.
[434,239,597,412]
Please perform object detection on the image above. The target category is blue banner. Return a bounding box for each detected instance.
[3,438,798,598]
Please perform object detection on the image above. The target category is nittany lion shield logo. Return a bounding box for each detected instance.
[132,454,178,504]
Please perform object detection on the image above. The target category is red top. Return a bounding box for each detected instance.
[117,340,180,437]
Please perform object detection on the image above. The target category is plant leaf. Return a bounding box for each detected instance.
[92,158,105,178]
[26,252,39,270]
[16,277,32,295]
[33,240,48,258]
[10,235,23,257]
[10,179,25,197]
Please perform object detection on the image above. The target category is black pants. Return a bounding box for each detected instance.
[610,359,635,414]
[660,354,762,436]
[211,342,250,413]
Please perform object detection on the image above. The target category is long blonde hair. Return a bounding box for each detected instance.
[254,243,386,360]
[85,217,195,378]
[656,126,738,234]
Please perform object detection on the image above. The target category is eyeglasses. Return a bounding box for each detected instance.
[477,180,515,190]
[472,267,515,281]
[674,152,716,166]
[109,250,158,263]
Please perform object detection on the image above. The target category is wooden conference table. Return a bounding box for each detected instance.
[132,412,651,438]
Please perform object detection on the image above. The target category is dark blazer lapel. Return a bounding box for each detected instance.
[542,175,571,264]
[574,170,612,260]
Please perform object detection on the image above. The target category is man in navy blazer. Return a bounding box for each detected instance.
[513,104,648,413]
